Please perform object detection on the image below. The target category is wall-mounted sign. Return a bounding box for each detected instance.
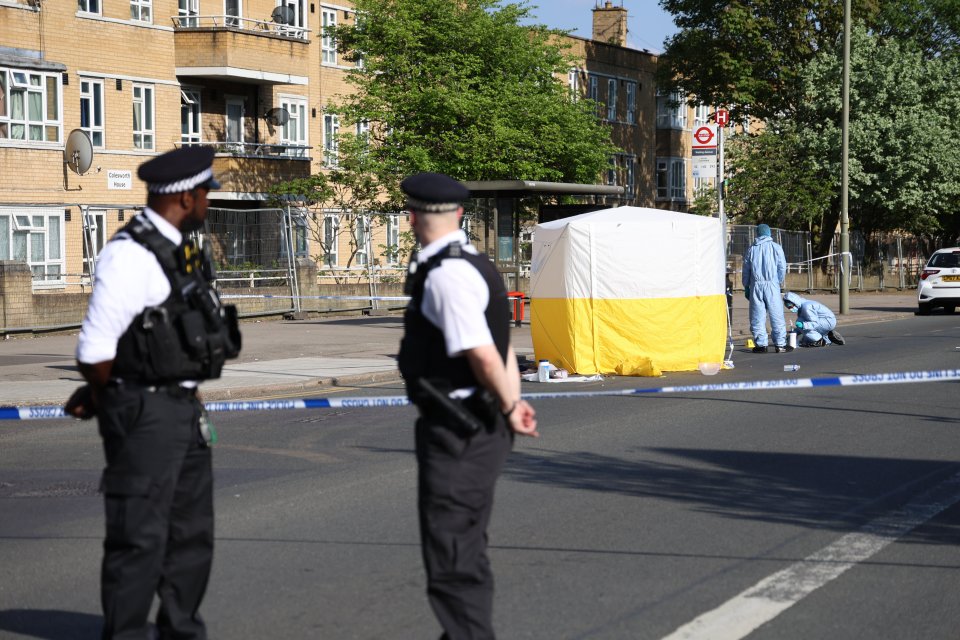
[107,170,133,190]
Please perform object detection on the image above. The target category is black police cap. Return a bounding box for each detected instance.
[138,146,221,194]
[401,172,469,213]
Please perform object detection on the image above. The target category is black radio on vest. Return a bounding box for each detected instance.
[112,214,241,383]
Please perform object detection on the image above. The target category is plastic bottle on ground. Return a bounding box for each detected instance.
[537,360,551,382]
[783,364,800,372]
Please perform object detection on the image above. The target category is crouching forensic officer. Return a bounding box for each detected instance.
[65,146,240,640]
[397,172,538,640]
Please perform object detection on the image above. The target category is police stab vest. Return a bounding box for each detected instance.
[112,214,241,384]
[398,242,510,405]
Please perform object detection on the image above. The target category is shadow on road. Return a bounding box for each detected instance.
[0,609,100,639]
[504,447,960,546]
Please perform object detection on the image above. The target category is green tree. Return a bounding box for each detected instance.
[331,0,617,196]
[656,0,959,121]
[795,25,960,243]
[723,25,960,252]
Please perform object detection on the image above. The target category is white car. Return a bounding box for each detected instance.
[917,247,960,315]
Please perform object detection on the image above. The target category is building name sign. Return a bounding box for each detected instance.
[107,170,133,190]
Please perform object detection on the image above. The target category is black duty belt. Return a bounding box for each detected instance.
[107,379,198,398]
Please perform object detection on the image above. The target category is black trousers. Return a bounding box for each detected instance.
[415,414,513,640]
[97,385,213,640]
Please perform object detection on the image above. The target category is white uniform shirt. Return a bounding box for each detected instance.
[418,229,493,357]
[76,208,181,365]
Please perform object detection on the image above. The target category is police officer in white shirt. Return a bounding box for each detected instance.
[398,172,537,640]
[66,146,239,640]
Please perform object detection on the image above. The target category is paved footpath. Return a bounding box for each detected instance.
[0,292,919,407]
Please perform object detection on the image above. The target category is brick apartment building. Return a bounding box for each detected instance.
[0,0,709,299]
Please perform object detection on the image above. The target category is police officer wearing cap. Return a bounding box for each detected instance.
[66,146,240,640]
[398,172,538,640]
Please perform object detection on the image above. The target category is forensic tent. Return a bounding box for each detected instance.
[530,207,727,376]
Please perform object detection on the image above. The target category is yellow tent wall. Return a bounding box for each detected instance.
[530,207,727,375]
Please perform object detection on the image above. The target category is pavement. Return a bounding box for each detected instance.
[0,291,920,407]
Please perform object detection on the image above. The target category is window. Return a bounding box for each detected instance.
[623,155,636,199]
[178,0,198,27]
[323,113,339,166]
[606,155,617,187]
[78,0,100,14]
[606,78,617,121]
[80,79,104,148]
[0,208,65,286]
[322,214,339,266]
[321,9,337,64]
[694,103,711,126]
[588,75,598,102]
[280,96,308,157]
[82,209,106,277]
[277,0,306,35]
[132,83,154,149]
[568,68,580,99]
[656,157,687,201]
[130,0,152,22]
[225,0,241,27]
[180,88,201,145]
[656,90,687,129]
[0,69,61,143]
[385,214,400,265]
[354,215,369,267]
[625,81,636,125]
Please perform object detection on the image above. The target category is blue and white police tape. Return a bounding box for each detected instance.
[2,368,958,422]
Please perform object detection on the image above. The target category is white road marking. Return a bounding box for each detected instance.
[662,470,960,640]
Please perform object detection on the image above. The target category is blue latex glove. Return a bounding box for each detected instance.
[795,321,804,329]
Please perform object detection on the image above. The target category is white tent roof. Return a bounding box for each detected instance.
[531,206,725,300]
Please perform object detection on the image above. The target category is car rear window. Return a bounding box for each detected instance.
[929,253,960,268]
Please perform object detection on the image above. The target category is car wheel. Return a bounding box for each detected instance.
[918,303,932,316]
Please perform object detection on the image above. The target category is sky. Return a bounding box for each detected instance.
[521,0,678,54]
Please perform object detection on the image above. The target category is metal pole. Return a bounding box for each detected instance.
[839,0,851,313]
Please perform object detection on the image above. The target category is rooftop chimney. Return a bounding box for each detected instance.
[592,1,628,47]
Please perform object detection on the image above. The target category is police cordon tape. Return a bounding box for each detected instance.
[1,368,958,422]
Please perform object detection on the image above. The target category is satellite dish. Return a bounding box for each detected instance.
[271,5,295,25]
[265,107,290,127]
[64,129,94,176]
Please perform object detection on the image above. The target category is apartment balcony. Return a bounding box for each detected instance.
[172,15,310,86]
[182,142,312,195]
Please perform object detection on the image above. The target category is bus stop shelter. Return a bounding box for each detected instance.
[462,180,624,291]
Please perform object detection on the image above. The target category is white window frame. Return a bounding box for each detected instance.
[321,8,337,65]
[354,215,369,267]
[0,208,66,288]
[385,214,400,266]
[280,95,308,157]
[694,103,710,127]
[322,213,339,267]
[656,157,687,201]
[568,68,580,100]
[225,95,245,152]
[323,112,339,167]
[656,90,687,130]
[82,209,107,277]
[80,78,105,148]
[178,0,199,27]
[606,78,617,121]
[588,75,598,102]
[623,154,636,199]
[180,88,201,145]
[77,0,101,14]
[132,83,154,150]
[130,0,152,23]
[225,0,242,27]
[625,81,636,125]
[0,68,62,144]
